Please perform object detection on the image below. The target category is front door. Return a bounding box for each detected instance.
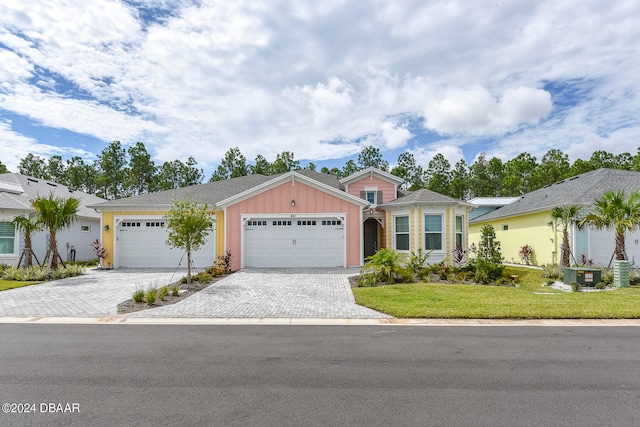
[364,218,379,259]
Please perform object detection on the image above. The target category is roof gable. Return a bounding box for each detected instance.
[339,167,404,186]
[217,171,369,208]
[470,168,640,223]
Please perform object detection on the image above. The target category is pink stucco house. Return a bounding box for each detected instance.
[90,168,474,270]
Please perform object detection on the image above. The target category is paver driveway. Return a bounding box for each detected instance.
[0,269,181,317]
[126,268,392,319]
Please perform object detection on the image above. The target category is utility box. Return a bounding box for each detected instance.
[563,268,601,287]
[613,260,630,288]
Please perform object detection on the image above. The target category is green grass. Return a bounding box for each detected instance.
[0,280,41,292]
[353,266,640,319]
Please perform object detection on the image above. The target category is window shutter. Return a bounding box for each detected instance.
[376,191,383,205]
[360,191,366,200]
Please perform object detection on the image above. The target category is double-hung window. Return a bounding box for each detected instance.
[0,222,16,255]
[394,216,410,251]
[424,215,443,251]
[455,216,464,249]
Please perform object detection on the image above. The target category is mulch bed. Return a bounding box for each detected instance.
[117,274,230,315]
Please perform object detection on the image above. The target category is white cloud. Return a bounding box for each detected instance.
[423,85,552,136]
[0,0,639,172]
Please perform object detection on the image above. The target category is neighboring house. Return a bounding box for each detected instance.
[0,173,104,267]
[89,168,475,270]
[468,197,519,220]
[469,168,640,267]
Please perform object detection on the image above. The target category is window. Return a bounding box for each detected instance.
[80,225,91,232]
[366,191,376,204]
[394,216,410,251]
[455,216,464,248]
[0,222,16,255]
[424,215,443,250]
[503,224,509,231]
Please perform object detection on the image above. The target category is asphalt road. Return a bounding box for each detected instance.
[1,325,639,427]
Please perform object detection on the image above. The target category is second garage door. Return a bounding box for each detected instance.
[117,218,216,268]
[244,217,344,268]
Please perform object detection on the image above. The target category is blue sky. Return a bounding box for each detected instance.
[1,0,639,179]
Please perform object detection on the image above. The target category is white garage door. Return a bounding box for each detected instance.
[244,217,344,268]
[117,219,216,268]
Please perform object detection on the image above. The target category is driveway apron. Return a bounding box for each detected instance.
[0,269,181,317]
[126,268,392,319]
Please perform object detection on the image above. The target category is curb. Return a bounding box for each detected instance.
[2,317,640,326]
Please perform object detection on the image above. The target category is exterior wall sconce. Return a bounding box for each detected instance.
[103,225,109,231]
[547,221,553,226]
[291,199,295,206]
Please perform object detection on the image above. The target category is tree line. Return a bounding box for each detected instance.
[2,141,640,200]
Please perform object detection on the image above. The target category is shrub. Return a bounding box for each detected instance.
[541,264,561,280]
[571,281,581,292]
[596,282,606,290]
[519,244,533,265]
[361,248,407,285]
[474,260,505,284]
[215,250,233,273]
[133,288,145,303]
[357,273,379,287]
[158,285,168,301]
[145,288,157,305]
[171,285,180,297]
[407,249,431,279]
[197,272,212,283]
[546,279,555,286]
[600,268,613,286]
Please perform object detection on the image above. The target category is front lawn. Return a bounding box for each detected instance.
[352,266,640,319]
[0,280,40,292]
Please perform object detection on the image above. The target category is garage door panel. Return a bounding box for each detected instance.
[244,217,344,268]
[117,219,215,269]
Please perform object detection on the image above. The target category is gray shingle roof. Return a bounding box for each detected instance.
[0,173,105,218]
[89,174,274,208]
[470,168,640,223]
[381,188,472,207]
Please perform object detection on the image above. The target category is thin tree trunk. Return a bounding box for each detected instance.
[24,235,33,267]
[562,228,570,267]
[49,231,59,269]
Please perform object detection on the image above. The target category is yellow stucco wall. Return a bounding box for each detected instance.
[469,210,557,266]
[100,210,224,268]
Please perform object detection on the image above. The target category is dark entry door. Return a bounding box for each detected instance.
[364,218,378,259]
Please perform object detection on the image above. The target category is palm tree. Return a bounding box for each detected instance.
[31,194,79,269]
[550,204,582,268]
[578,190,640,261]
[11,215,42,267]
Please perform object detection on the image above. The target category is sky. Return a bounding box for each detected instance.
[1,0,639,179]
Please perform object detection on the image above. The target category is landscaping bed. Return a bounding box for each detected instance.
[117,273,231,315]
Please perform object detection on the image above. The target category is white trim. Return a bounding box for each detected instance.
[423,213,445,253]
[218,171,369,208]
[340,167,404,185]
[392,213,411,252]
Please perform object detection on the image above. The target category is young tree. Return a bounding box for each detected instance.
[0,160,8,174]
[32,194,79,269]
[12,215,42,267]
[164,200,214,286]
[128,142,156,195]
[551,204,582,268]
[579,190,640,261]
